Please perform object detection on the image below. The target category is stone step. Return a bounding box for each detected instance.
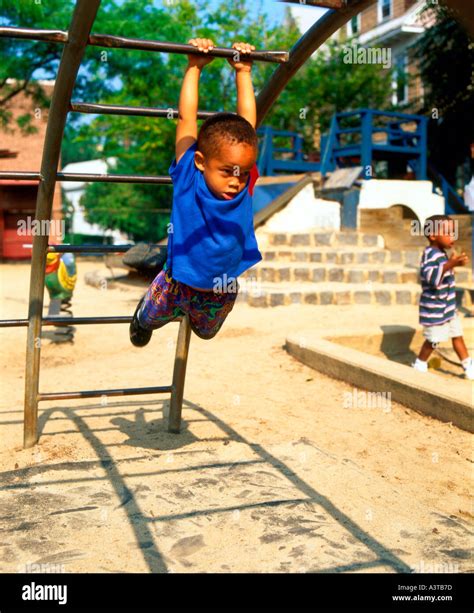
[238,281,473,308]
[261,230,384,248]
[260,246,422,266]
[236,281,421,307]
[241,263,471,285]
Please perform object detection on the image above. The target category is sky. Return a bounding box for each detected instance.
[205,0,328,34]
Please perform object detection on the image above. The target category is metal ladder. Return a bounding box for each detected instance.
[0,0,372,448]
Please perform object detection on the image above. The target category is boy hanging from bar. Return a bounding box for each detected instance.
[130,38,261,346]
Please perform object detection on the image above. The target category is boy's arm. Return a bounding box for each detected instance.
[228,42,256,128]
[236,71,256,128]
[176,38,215,164]
[442,250,469,273]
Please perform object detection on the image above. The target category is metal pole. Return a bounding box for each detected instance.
[361,110,373,180]
[23,0,102,449]
[168,314,192,433]
[70,101,215,119]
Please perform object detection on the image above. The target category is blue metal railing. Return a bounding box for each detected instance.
[257,126,321,176]
[320,108,428,180]
[428,163,470,215]
[258,112,469,216]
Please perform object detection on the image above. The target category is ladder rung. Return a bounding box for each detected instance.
[0,26,288,63]
[90,35,289,63]
[0,171,41,181]
[58,171,171,184]
[70,102,215,119]
[48,244,137,253]
[38,385,173,402]
[0,316,183,328]
[0,26,67,42]
[0,171,171,184]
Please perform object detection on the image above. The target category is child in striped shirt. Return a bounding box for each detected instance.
[412,214,473,379]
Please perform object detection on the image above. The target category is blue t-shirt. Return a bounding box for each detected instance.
[166,142,262,290]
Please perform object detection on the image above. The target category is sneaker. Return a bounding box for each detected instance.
[412,358,428,373]
[129,297,153,347]
[463,358,474,380]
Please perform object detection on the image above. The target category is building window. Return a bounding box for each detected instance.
[347,14,361,36]
[378,0,392,22]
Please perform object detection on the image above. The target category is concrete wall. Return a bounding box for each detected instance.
[357,179,445,226]
[259,183,341,232]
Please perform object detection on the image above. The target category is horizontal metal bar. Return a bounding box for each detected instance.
[0,26,67,42]
[371,109,426,121]
[70,101,215,119]
[58,171,171,184]
[48,244,137,253]
[335,127,420,138]
[0,26,288,63]
[332,146,421,157]
[0,316,182,328]
[336,128,360,134]
[0,171,42,181]
[88,34,289,63]
[372,144,422,154]
[336,108,425,122]
[38,385,173,402]
[271,160,320,171]
[0,171,171,184]
[257,128,301,137]
[272,147,301,153]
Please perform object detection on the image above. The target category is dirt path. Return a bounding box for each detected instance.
[0,260,472,573]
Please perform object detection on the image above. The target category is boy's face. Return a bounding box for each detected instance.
[194,142,257,200]
[429,219,456,249]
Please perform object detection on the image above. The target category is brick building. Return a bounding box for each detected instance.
[340,0,433,108]
[0,81,63,259]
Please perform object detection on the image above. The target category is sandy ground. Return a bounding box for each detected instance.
[0,259,472,574]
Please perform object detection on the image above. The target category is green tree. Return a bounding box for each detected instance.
[78,0,296,242]
[78,0,394,241]
[413,3,474,186]
[0,0,105,132]
[265,35,393,146]
[1,0,396,241]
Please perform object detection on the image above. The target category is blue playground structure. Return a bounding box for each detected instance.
[320,109,427,180]
[257,109,470,216]
[257,126,320,176]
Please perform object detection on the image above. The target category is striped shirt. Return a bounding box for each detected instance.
[419,246,456,326]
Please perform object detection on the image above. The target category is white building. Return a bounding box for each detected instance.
[61,158,129,244]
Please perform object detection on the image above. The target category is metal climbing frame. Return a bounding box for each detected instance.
[0,0,375,448]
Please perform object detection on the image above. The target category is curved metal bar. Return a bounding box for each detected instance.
[256,0,377,126]
[23,0,102,449]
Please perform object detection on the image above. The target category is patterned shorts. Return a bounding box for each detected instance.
[137,266,239,339]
